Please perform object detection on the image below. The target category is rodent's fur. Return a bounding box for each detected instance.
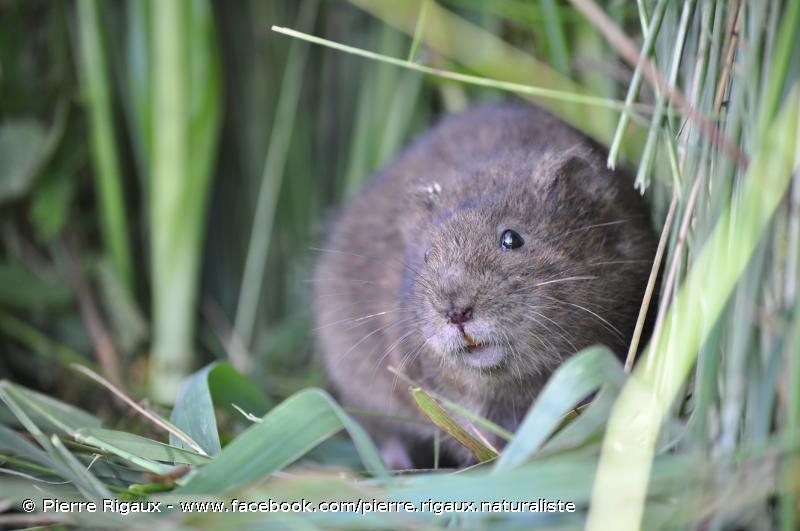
[313,102,657,468]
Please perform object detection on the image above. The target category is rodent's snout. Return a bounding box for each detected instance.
[445,306,473,326]
[429,265,478,323]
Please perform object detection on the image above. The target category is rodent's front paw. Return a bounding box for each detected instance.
[380,438,414,471]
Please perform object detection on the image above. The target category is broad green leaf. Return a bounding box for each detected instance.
[76,428,210,465]
[411,387,497,463]
[493,346,626,473]
[170,363,220,455]
[177,388,388,494]
[169,362,272,455]
[206,362,272,418]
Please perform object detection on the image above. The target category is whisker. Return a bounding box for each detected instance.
[521,304,579,354]
[309,246,429,285]
[538,295,626,343]
[333,317,415,368]
[532,259,651,285]
[533,275,597,288]
[308,277,385,285]
[370,329,420,385]
[393,335,433,393]
[314,308,411,332]
[557,219,629,238]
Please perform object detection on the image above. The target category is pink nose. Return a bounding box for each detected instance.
[446,307,473,325]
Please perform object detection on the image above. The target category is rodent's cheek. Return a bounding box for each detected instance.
[426,326,466,356]
[412,289,469,354]
[462,319,495,340]
[417,312,463,355]
[412,294,440,324]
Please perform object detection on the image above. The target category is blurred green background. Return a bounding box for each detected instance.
[0,0,650,403]
[1,0,430,403]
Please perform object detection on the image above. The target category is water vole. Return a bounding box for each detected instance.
[313,102,657,468]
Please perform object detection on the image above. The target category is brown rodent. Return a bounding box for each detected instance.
[313,102,657,468]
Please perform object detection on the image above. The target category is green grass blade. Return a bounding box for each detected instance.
[539,384,618,455]
[76,0,134,292]
[177,388,388,494]
[73,365,208,456]
[205,362,273,418]
[783,288,800,530]
[73,433,171,476]
[169,364,222,456]
[758,0,800,137]
[270,26,649,117]
[148,0,222,400]
[634,0,695,192]
[0,425,52,470]
[234,0,318,351]
[411,387,498,463]
[391,455,599,509]
[0,386,111,500]
[493,347,625,474]
[540,0,571,74]
[149,0,190,400]
[376,70,423,166]
[407,0,431,62]
[76,428,209,466]
[588,85,800,531]
[348,0,638,146]
[50,435,111,500]
[122,0,153,180]
[169,361,272,455]
[0,381,101,436]
[389,367,513,440]
[342,24,408,197]
[606,0,669,169]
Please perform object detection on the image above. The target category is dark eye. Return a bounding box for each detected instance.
[500,229,524,250]
[424,247,432,263]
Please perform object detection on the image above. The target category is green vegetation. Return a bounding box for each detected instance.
[0,0,799,529]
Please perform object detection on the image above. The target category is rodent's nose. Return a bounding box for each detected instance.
[446,307,473,326]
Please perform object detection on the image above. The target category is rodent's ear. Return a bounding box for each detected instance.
[540,144,615,209]
[543,144,609,196]
[548,144,601,180]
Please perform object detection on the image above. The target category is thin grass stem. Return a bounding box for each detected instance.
[271,26,653,119]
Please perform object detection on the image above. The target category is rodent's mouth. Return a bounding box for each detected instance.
[463,332,480,348]
[458,332,505,369]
